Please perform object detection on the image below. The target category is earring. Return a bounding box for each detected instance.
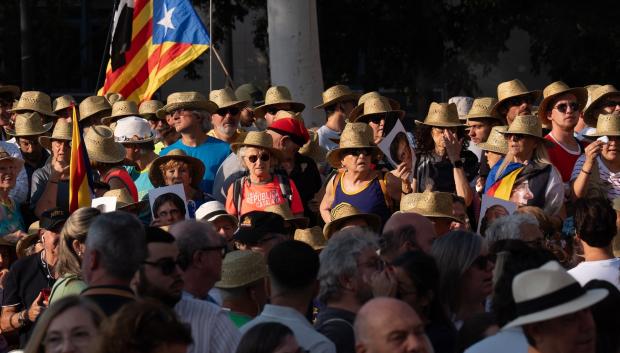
[77,251,83,257]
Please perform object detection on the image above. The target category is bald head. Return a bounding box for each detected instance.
[381,212,436,260]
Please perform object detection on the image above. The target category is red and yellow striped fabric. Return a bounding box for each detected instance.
[69,105,94,212]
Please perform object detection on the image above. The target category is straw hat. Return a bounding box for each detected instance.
[582,84,602,112]
[299,129,326,163]
[103,188,148,212]
[195,200,239,228]
[448,96,474,120]
[273,110,303,122]
[498,114,546,140]
[0,146,24,173]
[161,91,217,114]
[230,131,283,161]
[149,149,205,189]
[491,79,542,116]
[101,100,140,125]
[0,84,20,99]
[105,92,124,105]
[39,120,72,150]
[209,87,249,110]
[9,91,55,116]
[314,85,361,109]
[113,116,155,143]
[349,96,405,124]
[477,126,509,155]
[79,96,112,122]
[53,95,76,113]
[6,112,53,137]
[265,203,309,229]
[503,261,607,329]
[215,250,267,289]
[400,190,460,223]
[585,112,620,137]
[356,91,400,110]
[84,125,126,163]
[235,83,264,108]
[139,100,164,120]
[465,97,502,121]
[323,202,381,239]
[583,85,620,127]
[537,81,587,122]
[325,122,382,168]
[416,102,465,127]
[294,226,327,250]
[254,86,305,120]
[16,221,39,258]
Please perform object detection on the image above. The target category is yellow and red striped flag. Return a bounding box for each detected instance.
[98,0,210,102]
[69,105,94,212]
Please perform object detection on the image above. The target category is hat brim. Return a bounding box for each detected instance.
[215,99,250,110]
[161,100,218,114]
[584,91,620,127]
[101,113,138,126]
[80,108,112,122]
[503,288,607,329]
[477,142,508,155]
[323,213,382,239]
[326,146,382,169]
[39,135,72,151]
[355,110,406,124]
[208,213,239,227]
[53,102,74,113]
[414,120,466,128]
[0,155,24,173]
[6,122,53,137]
[498,130,555,148]
[254,101,306,120]
[118,200,150,214]
[16,233,39,258]
[585,129,620,137]
[314,93,362,109]
[9,107,56,117]
[491,90,542,117]
[148,154,205,189]
[537,87,588,123]
[86,142,126,164]
[402,208,462,223]
[229,142,284,162]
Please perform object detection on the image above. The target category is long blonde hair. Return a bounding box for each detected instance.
[55,207,101,278]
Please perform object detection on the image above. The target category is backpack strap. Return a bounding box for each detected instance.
[318,317,354,329]
[275,172,293,204]
[232,176,246,219]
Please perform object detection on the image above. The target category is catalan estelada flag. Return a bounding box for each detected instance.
[98,0,211,102]
[485,167,524,201]
[69,105,94,212]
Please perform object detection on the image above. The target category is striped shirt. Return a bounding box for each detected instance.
[570,155,620,200]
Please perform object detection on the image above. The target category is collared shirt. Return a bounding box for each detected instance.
[182,290,219,305]
[241,304,336,353]
[315,307,356,353]
[464,326,527,353]
[81,285,135,317]
[1,141,28,205]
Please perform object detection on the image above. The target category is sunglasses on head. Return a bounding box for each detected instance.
[602,100,620,109]
[246,153,270,163]
[216,107,240,116]
[344,148,373,157]
[471,254,495,270]
[143,258,180,276]
[553,102,579,113]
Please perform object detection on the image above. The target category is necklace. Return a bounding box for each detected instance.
[40,251,54,285]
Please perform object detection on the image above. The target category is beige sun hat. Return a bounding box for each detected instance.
[139,100,164,120]
[491,79,542,116]
[52,95,76,113]
[273,110,304,122]
[582,84,602,112]
[105,92,124,105]
[448,96,474,120]
[356,91,401,110]
[325,122,382,168]
[583,85,620,127]
[465,97,502,121]
[230,131,284,161]
[416,102,465,127]
[348,96,405,124]
[79,96,112,122]
[84,125,125,163]
[0,146,24,173]
[265,203,309,230]
[294,226,327,250]
[6,112,53,137]
[537,81,587,121]
[323,202,381,239]
[503,261,607,329]
[400,190,461,223]
[314,85,361,109]
[103,188,148,212]
[9,91,55,116]
[586,112,620,137]
[39,120,72,150]
[161,91,218,114]
[148,149,205,189]
[254,86,306,120]
[215,250,268,289]
[113,116,155,143]
[299,129,326,163]
[101,100,140,126]
[235,83,264,108]
[499,114,545,140]
[17,221,39,258]
[209,87,249,110]
[477,126,509,155]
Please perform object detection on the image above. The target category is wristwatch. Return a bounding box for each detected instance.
[452,160,464,169]
[18,310,29,327]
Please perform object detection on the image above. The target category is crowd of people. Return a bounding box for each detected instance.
[0,78,617,353]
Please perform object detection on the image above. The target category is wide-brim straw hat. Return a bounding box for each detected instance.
[504,261,607,329]
[235,83,265,108]
[294,226,327,250]
[586,112,620,137]
[103,188,148,213]
[491,79,542,116]
[139,100,164,120]
[400,190,461,223]
[84,125,126,164]
[314,85,361,109]
[254,86,305,120]
[16,221,39,258]
[6,112,53,137]
[477,126,509,155]
[356,91,401,110]
[349,96,405,124]
[209,87,249,110]
[53,95,76,114]
[498,114,547,140]
[149,149,205,189]
[0,146,24,175]
[265,203,309,229]
[323,202,381,239]
[230,131,284,161]
[465,97,502,121]
[416,102,465,127]
[326,122,382,168]
[0,85,20,99]
[299,129,326,163]
[39,120,72,150]
[101,100,140,125]
[583,85,620,127]
[215,250,267,289]
[79,96,112,122]
[537,81,587,122]
[9,91,55,116]
[161,91,218,114]
[448,96,474,120]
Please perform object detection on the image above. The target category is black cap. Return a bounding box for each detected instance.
[39,208,69,231]
[234,211,286,244]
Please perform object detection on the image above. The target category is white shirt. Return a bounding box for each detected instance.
[571,155,620,201]
[1,141,28,205]
[241,304,336,353]
[568,258,620,290]
[317,125,340,152]
[465,326,528,353]
[174,297,241,353]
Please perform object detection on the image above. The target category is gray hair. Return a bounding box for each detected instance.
[85,212,146,280]
[485,213,539,248]
[169,220,220,270]
[318,228,379,304]
[237,146,277,171]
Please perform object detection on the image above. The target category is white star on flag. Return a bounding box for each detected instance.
[157,3,176,37]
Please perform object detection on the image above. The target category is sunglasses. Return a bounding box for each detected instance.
[246,153,270,163]
[266,108,280,115]
[506,96,534,107]
[216,107,240,116]
[506,133,526,141]
[471,254,495,270]
[367,115,386,125]
[553,102,579,113]
[344,148,373,157]
[143,258,181,276]
[602,100,620,109]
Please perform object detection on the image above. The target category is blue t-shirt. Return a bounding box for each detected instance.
[160,137,231,194]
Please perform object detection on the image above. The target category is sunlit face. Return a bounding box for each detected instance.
[367,115,386,144]
[163,161,192,188]
[42,228,62,260]
[547,93,579,130]
[599,95,620,115]
[431,127,456,150]
[43,306,99,353]
[212,107,241,138]
[166,109,200,133]
[0,159,17,190]
[502,96,533,125]
[361,304,432,353]
[467,120,492,144]
[243,147,272,179]
[51,139,71,163]
[340,148,372,173]
[601,136,620,162]
[156,201,184,226]
[510,179,534,206]
[506,134,538,160]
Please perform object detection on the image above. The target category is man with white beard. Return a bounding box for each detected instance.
[208,88,249,144]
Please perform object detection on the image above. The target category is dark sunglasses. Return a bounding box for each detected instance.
[266,107,280,115]
[216,107,240,116]
[471,254,495,270]
[553,102,579,113]
[506,96,534,107]
[506,133,526,141]
[367,115,386,125]
[143,258,181,276]
[246,153,270,163]
[344,148,373,157]
[602,100,620,109]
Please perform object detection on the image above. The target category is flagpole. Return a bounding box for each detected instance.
[211,46,235,89]
[209,0,213,91]
[95,0,118,94]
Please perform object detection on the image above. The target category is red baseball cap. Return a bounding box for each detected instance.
[268,117,310,146]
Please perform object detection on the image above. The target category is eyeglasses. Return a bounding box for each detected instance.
[143,258,181,276]
[553,102,579,113]
[471,254,495,270]
[506,96,533,107]
[201,245,227,258]
[344,148,373,157]
[506,133,526,141]
[246,153,270,163]
[216,107,240,116]
[602,100,620,109]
